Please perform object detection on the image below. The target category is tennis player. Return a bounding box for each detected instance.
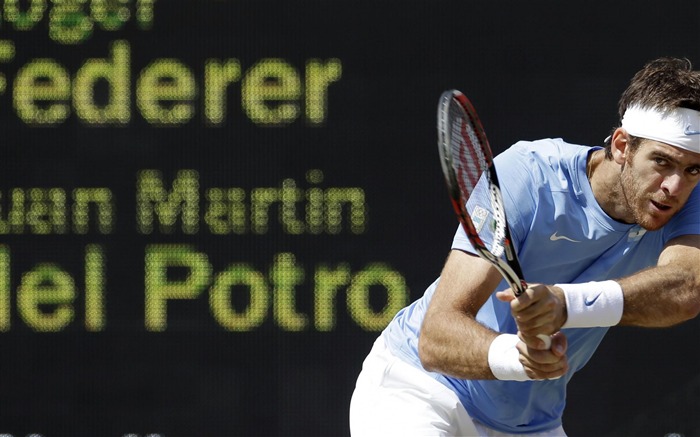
[349,57,700,436]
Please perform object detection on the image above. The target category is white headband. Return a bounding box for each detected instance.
[621,105,700,154]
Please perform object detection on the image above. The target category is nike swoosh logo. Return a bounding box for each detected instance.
[585,293,602,306]
[684,125,700,136]
[549,232,581,243]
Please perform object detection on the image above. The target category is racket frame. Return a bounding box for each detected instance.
[437,89,527,297]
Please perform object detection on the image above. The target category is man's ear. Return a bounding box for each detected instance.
[610,128,629,165]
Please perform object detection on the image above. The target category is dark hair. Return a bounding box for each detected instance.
[604,57,700,158]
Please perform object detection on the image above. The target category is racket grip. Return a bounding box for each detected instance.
[537,334,552,349]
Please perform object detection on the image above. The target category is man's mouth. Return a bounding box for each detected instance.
[650,199,672,211]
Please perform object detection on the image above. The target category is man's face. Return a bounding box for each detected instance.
[620,140,700,231]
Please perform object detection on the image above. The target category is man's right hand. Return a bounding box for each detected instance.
[516,331,569,380]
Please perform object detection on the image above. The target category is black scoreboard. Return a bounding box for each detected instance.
[1,1,698,436]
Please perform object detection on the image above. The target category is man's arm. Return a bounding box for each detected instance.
[618,234,700,327]
[506,235,700,346]
[418,250,501,379]
[418,249,568,380]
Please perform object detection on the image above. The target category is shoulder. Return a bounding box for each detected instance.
[500,138,591,162]
[496,138,594,187]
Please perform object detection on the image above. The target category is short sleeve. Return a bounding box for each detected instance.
[450,141,541,257]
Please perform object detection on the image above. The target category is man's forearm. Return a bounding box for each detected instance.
[419,310,498,379]
[418,250,503,380]
[618,263,700,327]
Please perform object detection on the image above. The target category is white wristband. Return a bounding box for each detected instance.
[557,280,624,329]
[487,334,531,381]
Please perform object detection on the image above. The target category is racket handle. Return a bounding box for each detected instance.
[517,282,552,350]
[537,334,552,350]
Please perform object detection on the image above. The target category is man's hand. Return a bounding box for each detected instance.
[496,284,567,349]
[517,331,569,380]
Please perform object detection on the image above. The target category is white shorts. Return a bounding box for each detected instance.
[349,335,567,437]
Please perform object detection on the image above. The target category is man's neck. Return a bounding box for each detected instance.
[587,149,634,224]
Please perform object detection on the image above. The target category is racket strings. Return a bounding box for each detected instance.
[447,101,507,259]
[449,109,488,196]
[438,89,526,296]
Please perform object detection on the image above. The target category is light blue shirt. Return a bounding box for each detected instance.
[382,138,700,433]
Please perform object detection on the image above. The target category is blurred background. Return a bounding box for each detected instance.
[0,0,698,436]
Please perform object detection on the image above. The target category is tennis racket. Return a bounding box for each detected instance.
[437,89,551,348]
